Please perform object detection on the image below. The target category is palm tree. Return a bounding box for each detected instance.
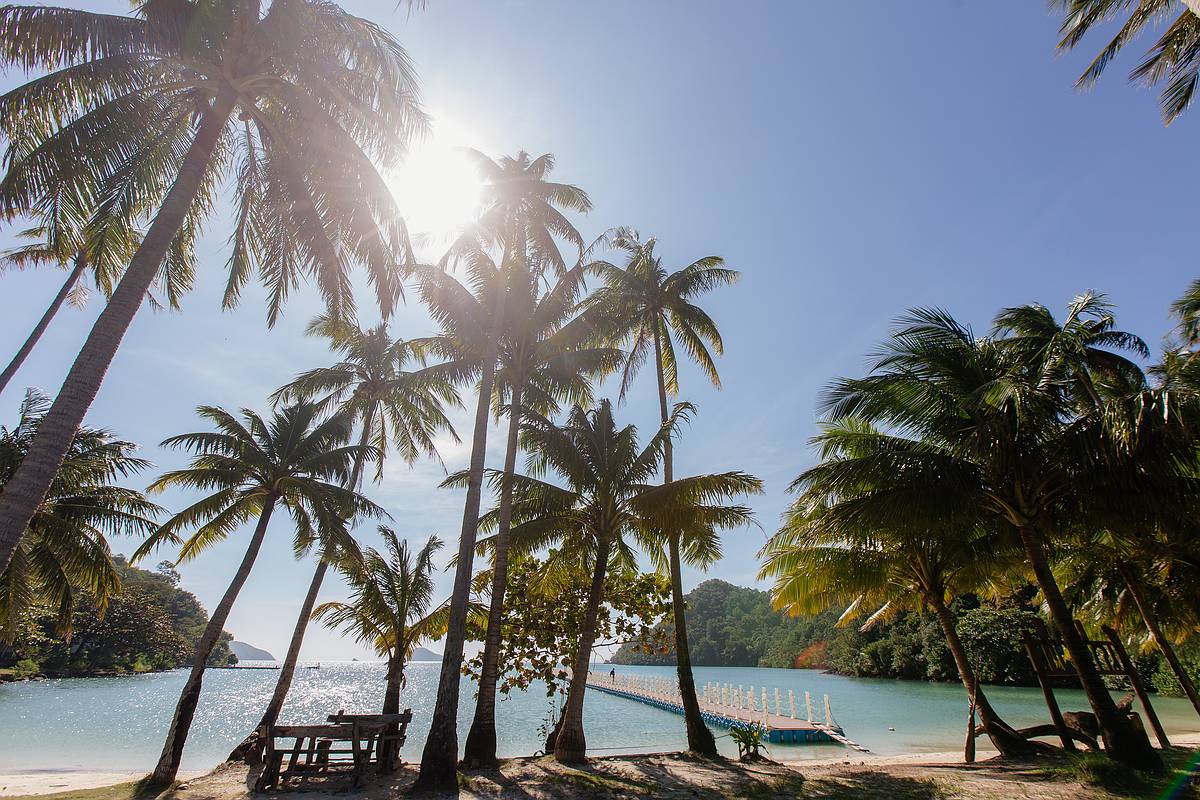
[462,262,622,768]
[0,0,424,572]
[314,529,448,718]
[759,418,1036,758]
[1052,0,1200,124]
[0,203,190,397]
[992,291,1148,409]
[414,150,590,792]
[0,390,161,641]
[820,307,1167,771]
[228,317,459,761]
[584,229,739,756]
[495,401,759,763]
[133,402,382,785]
[1059,528,1200,716]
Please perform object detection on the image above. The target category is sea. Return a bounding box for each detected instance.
[1,661,1197,772]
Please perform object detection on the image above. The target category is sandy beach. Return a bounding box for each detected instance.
[3,735,1197,799]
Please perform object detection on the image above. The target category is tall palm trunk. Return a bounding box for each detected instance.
[0,255,87,397]
[651,326,716,756]
[413,354,498,792]
[927,594,1036,757]
[1019,526,1161,772]
[1118,563,1200,717]
[151,495,277,786]
[554,528,612,764]
[463,382,523,768]
[0,93,237,573]
[231,412,376,762]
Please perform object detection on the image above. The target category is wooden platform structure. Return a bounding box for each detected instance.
[585,672,867,751]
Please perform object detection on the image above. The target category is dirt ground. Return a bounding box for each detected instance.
[11,747,1194,800]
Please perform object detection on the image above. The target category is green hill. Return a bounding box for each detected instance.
[1,558,237,678]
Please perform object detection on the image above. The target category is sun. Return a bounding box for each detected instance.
[386,117,484,251]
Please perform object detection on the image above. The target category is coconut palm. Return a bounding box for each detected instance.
[492,401,759,763]
[461,262,622,767]
[227,316,459,761]
[760,418,1037,758]
[1059,528,1200,716]
[820,307,1168,771]
[584,229,739,756]
[314,530,448,718]
[0,390,161,641]
[0,0,425,572]
[133,402,383,785]
[1053,0,1200,124]
[415,151,589,792]
[992,291,1149,409]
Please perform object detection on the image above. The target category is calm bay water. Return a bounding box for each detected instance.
[2,661,1198,772]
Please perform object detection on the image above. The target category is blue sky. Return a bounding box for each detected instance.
[1,1,1196,660]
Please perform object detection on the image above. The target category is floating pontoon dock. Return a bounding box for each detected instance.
[585,671,868,751]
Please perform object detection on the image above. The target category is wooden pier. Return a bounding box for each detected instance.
[585,672,868,751]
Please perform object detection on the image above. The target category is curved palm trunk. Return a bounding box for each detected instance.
[927,594,1036,758]
[232,413,377,762]
[1118,563,1200,717]
[0,255,88,398]
[463,383,523,768]
[150,496,277,786]
[651,327,717,757]
[0,93,237,574]
[554,528,612,763]
[1019,526,1161,772]
[413,355,498,792]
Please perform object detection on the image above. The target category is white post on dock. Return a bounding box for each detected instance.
[761,687,767,715]
[805,691,813,722]
[774,688,782,716]
[788,690,797,719]
[824,694,833,727]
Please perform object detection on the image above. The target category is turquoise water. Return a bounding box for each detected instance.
[1,661,1197,772]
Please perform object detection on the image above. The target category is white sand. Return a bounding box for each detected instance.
[0,770,202,797]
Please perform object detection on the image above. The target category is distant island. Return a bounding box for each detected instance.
[412,646,441,662]
[229,641,274,661]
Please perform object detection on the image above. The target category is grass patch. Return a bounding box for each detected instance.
[802,771,956,800]
[1032,748,1200,799]
[547,766,655,794]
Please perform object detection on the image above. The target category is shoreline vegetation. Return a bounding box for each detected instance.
[2,741,1199,800]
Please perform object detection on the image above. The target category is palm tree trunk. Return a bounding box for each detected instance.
[1118,563,1200,717]
[1018,526,1161,772]
[651,326,716,757]
[0,93,237,574]
[0,255,87,398]
[231,411,377,762]
[383,652,404,715]
[150,495,277,786]
[463,382,523,768]
[554,529,612,764]
[413,355,498,793]
[927,593,1036,757]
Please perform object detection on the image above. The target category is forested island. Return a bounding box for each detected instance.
[610,579,1197,696]
[0,558,236,679]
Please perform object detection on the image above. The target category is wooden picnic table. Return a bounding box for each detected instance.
[255,710,412,791]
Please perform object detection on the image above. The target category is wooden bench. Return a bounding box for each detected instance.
[255,710,412,791]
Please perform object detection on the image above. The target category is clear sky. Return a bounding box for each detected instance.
[1,1,1196,660]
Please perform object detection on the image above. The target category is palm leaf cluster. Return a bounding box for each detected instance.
[1054,0,1200,123]
[0,390,160,641]
[761,289,1200,770]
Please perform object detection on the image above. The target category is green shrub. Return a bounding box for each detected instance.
[13,658,39,679]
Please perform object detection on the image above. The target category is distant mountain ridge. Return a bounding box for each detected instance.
[230,641,275,661]
[412,647,441,662]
